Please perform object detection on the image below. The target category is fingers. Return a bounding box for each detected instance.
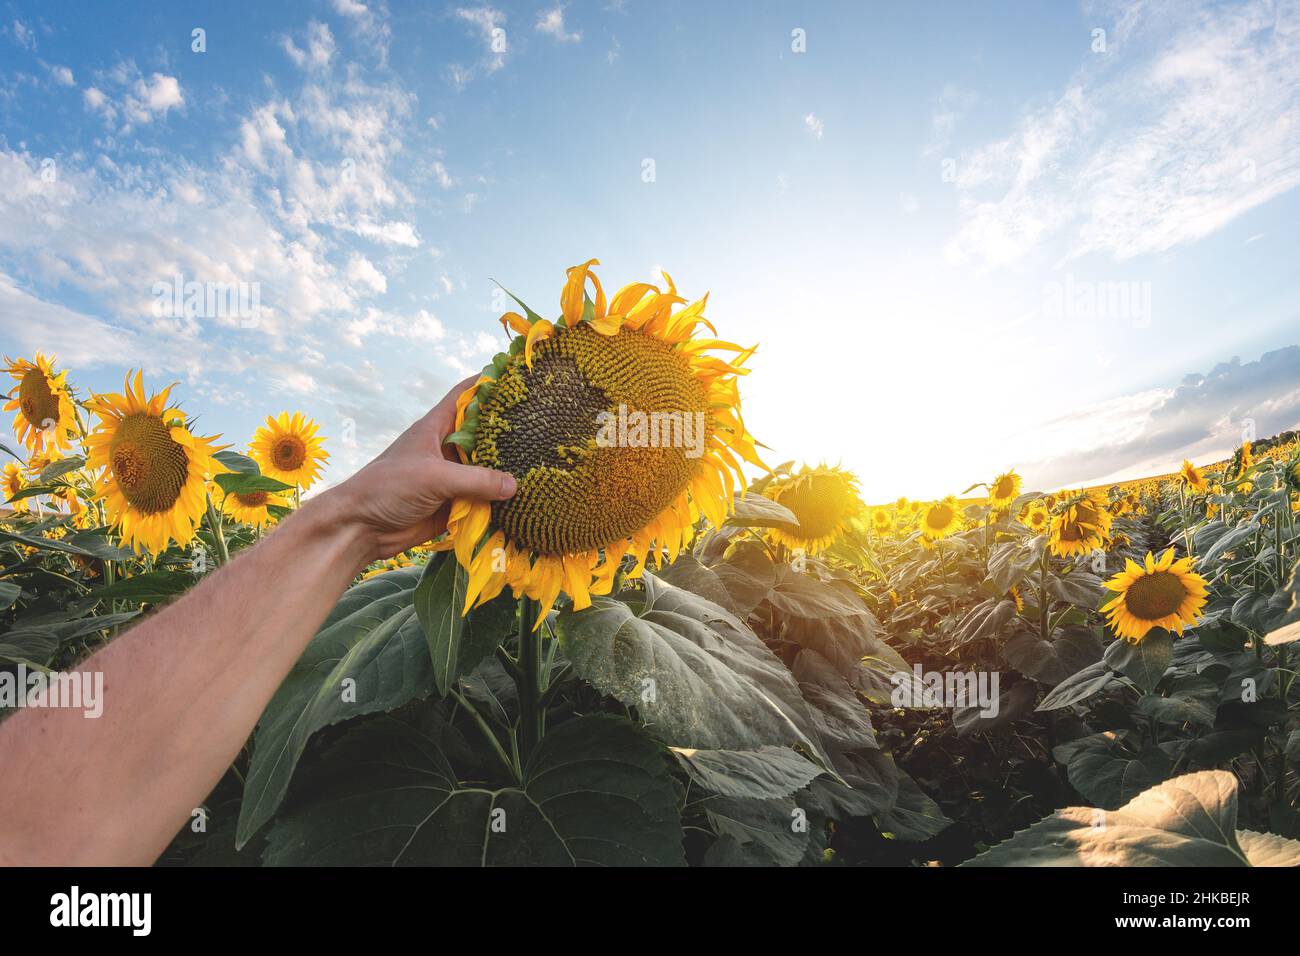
[433,459,517,501]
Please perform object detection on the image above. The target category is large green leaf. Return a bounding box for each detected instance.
[962,770,1300,866]
[702,794,823,866]
[414,552,514,696]
[1054,731,1171,809]
[671,746,823,799]
[1104,630,1172,692]
[1035,660,1114,711]
[877,771,952,841]
[724,493,798,529]
[236,566,431,848]
[555,573,824,755]
[1003,626,1103,684]
[93,569,195,604]
[265,713,684,866]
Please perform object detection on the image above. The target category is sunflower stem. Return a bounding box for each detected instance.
[204,494,230,567]
[515,596,542,770]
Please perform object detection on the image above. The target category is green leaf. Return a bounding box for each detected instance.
[0,580,21,609]
[414,553,514,697]
[877,771,952,841]
[555,572,825,755]
[214,450,260,474]
[1136,675,1218,728]
[93,569,195,604]
[1054,731,1171,809]
[671,746,823,799]
[1003,626,1103,684]
[658,554,737,612]
[962,770,1300,866]
[264,713,684,866]
[0,528,127,560]
[724,493,798,530]
[702,794,820,866]
[1035,660,1114,711]
[39,456,86,482]
[214,472,293,496]
[1104,630,1172,692]
[236,566,431,848]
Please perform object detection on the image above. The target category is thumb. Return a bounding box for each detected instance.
[433,459,517,501]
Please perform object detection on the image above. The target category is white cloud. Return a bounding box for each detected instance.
[803,113,824,139]
[0,273,137,366]
[345,254,387,294]
[282,21,337,72]
[46,64,74,87]
[945,0,1300,267]
[452,6,508,86]
[536,6,581,43]
[80,64,184,129]
[10,19,34,51]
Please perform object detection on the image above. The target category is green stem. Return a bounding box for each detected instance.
[515,596,542,769]
[450,688,518,784]
[204,494,230,567]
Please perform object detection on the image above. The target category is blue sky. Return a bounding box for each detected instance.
[1,0,1298,501]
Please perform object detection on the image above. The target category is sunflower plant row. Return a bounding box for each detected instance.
[3,263,1300,867]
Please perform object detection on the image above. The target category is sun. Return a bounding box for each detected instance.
[436,259,765,628]
[84,371,224,555]
[1101,548,1208,642]
[250,412,328,490]
[765,464,864,553]
[4,353,78,455]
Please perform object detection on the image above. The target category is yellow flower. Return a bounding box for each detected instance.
[1101,548,1208,642]
[1179,459,1207,494]
[1009,586,1024,613]
[362,553,415,580]
[1048,491,1112,558]
[988,469,1022,510]
[250,413,328,489]
[50,485,93,529]
[2,461,29,513]
[920,496,962,540]
[3,353,78,455]
[220,488,288,528]
[1021,503,1049,533]
[766,465,864,553]
[437,259,764,629]
[85,371,224,555]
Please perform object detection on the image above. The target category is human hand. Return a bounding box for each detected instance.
[321,375,516,562]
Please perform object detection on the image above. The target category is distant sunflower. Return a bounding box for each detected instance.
[250,412,328,490]
[908,499,923,515]
[1179,459,1207,495]
[920,496,962,540]
[1048,491,1112,558]
[50,485,93,529]
[1101,548,1208,642]
[85,372,224,555]
[895,496,908,512]
[1021,503,1049,533]
[767,465,865,553]
[3,353,78,455]
[2,461,29,513]
[221,488,288,528]
[871,506,893,535]
[988,470,1022,510]
[437,259,765,628]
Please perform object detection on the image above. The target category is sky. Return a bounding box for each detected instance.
[1,0,1298,503]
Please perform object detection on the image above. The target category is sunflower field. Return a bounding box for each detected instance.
[3,262,1300,867]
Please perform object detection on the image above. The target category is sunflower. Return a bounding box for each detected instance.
[3,353,78,455]
[1179,459,1207,495]
[2,461,29,513]
[220,488,288,528]
[250,412,328,490]
[50,485,93,529]
[85,371,224,555]
[988,470,1022,510]
[766,464,864,553]
[1048,491,1112,558]
[1009,585,1024,613]
[1021,503,1049,533]
[895,496,908,512]
[871,505,893,535]
[362,552,416,580]
[436,259,765,628]
[1101,548,1208,642]
[920,496,962,540]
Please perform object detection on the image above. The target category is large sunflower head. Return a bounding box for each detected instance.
[4,353,78,455]
[764,464,864,553]
[1101,548,1208,642]
[220,487,289,528]
[2,461,29,513]
[920,495,962,540]
[1021,503,1049,533]
[437,259,765,628]
[85,371,224,555]
[987,469,1022,510]
[250,412,328,489]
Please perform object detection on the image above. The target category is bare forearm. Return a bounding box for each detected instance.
[0,492,372,866]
